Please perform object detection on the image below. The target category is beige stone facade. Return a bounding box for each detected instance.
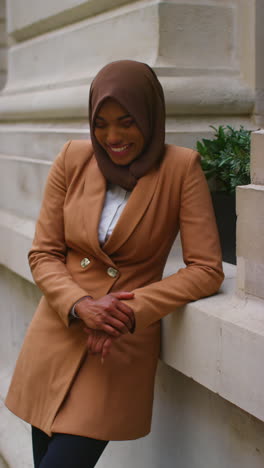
[0,1,264,467]
[0,0,6,90]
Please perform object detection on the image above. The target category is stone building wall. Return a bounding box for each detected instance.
[0,1,264,467]
[0,0,6,90]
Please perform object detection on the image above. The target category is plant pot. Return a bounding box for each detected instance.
[211,191,236,265]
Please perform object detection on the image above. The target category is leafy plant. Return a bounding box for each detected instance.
[196,125,251,194]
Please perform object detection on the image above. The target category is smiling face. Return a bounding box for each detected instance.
[94,98,145,166]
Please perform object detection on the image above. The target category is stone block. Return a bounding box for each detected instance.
[0,117,254,162]
[0,48,6,71]
[0,125,89,159]
[0,1,254,120]
[6,2,237,92]
[236,185,264,262]
[0,155,50,219]
[251,130,264,185]
[0,72,6,89]
[162,265,264,423]
[254,0,264,122]
[158,3,235,69]
[0,456,8,468]
[0,77,254,121]
[7,0,131,38]
[0,266,40,468]
[0,22,7,45]
[6,3,158,92]
[0,0,5,19]
[0,210,35,282]
[236,184,264,299]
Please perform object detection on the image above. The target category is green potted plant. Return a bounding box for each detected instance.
[196,125,251,264]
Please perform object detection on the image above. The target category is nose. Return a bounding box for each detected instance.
[106,126,123,145]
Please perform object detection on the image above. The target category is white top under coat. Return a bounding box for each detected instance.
[98,183,130,244]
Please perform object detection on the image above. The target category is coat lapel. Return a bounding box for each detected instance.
[83,156,160,261]
[103,165,160,255]
[82,156,113,265]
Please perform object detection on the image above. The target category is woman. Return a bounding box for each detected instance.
[5,60,224,467]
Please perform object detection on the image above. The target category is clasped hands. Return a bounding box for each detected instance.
[74,292,135,361]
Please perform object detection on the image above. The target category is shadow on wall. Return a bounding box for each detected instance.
[0,454,8,468]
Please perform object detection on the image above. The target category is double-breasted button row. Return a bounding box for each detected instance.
[107,267,119,278]
[80,257,90,268]
[80,258,119,278]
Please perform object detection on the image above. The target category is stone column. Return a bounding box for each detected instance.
[236,130,264,299]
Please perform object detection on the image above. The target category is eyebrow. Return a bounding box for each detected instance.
[95,114,132,121]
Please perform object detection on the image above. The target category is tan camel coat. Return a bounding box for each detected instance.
[5,140,224,440]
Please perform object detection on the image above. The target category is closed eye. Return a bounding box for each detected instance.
[121,118,135,128]
[94,120,106,129]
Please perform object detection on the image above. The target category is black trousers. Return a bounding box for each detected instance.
[32,426,108,468]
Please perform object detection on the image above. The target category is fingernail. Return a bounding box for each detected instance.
[101,357,104,365]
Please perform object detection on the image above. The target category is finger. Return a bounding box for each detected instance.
[87,334,93,351]
[91,334,99,354]
[102,338,113,359]
[110,292,134,300]
[89,334,97,354]
[94,336,105,354]
[101,324,122,337]
[105,316,130,334]
[107,308,132,330]
[115,303,135,329]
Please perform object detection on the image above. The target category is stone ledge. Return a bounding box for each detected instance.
[0,76,254,121]
[0,209,264,423]
[8,0,133,41]
[163,258,264,423]
[0,117,255,159]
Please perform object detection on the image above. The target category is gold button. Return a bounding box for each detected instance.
[107,267,119,278]
[81,257,90,268]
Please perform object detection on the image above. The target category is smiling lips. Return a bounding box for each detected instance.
[107,144,132,156]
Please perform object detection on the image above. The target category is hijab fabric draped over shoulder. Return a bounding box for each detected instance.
[89,60,166,190]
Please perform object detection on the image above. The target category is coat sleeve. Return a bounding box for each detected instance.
[127,151,224,331]
[28,141,90,327]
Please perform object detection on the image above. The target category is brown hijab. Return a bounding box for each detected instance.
[89,60,166,190]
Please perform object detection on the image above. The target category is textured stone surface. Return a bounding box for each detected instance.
[0,456,8,468]
[0,155,50,219]
[236,180,264,300]
[7,0,132,39]
[255,0,264,123]
[0,0,6,91]
[251,130,264,185]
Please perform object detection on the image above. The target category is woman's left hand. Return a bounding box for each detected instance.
[84,328,114,360]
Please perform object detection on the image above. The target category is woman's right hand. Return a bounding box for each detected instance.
[74,292,135,337]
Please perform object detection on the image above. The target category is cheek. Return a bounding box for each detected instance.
[135,133,145,152]
[94,129,104,144]
[130,128,144,149]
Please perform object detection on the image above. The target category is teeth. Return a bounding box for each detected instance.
[109,145,129,153]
